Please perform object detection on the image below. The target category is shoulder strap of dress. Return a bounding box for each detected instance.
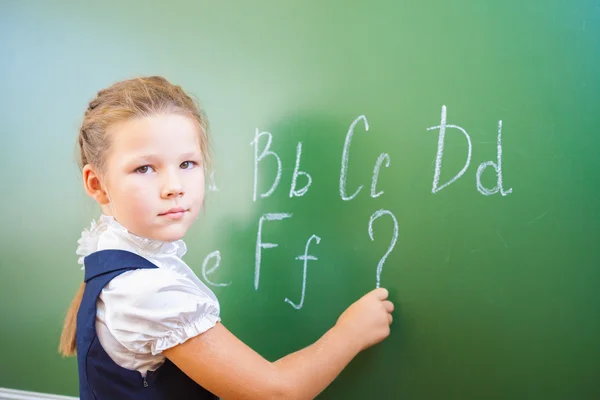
[83,249,158,282]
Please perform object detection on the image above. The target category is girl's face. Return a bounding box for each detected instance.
[101,113,206,242]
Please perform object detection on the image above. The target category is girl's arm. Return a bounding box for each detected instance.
[163,287,394,400]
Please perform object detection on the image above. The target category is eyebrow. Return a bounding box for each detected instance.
[128,154,156,162]
[180,151,202,160]
[128,152,202,164]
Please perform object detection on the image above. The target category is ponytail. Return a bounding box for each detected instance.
[58,283,86,357]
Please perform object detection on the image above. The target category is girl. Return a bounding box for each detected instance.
[59,76,394,400]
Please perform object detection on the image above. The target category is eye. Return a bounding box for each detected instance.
[135,165,154,174]
[180,161,197,170]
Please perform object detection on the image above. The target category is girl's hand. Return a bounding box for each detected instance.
[334,288,394,352]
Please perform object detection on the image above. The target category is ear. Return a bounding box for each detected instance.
[82,164,110,205]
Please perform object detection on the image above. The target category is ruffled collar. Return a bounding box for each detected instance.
[76,215,187,268]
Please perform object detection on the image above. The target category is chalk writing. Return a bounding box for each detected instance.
[340,115,369,201]
[215,108,514,303]
[208,171,219,192]
[426,105,473,193]
[476,120,513,196]
[285,234,321,310]
[251,129,282,201]
[289,142,313,198]
[255,213,293,290]
[371,153,391,198]
[368,209,399,288]
[201,250,230,287]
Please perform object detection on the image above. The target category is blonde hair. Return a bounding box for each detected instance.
[58,76,211,357]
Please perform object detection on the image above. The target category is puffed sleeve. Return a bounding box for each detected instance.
[98,267,221,355]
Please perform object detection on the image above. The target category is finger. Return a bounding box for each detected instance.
[382,300,394,313]
[373,287,389,300]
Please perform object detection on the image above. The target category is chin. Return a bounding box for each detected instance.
[151,223,190,242]
[160,229,189,242]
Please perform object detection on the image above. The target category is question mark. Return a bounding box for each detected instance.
[368,209,399,288]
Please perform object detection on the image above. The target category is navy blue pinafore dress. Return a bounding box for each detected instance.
[76,249,218,399]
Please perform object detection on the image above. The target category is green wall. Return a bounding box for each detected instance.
[1,0,599,398]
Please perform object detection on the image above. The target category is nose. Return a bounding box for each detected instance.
[161,170,184,199]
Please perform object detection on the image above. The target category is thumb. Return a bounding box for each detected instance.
[371,287,389,300]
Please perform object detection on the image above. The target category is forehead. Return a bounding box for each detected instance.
[108,113,201,156]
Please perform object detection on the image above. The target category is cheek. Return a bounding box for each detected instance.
[114,176,157,214]
[186,171,206,205]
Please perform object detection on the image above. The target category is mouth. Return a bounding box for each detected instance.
[159,207,188,220]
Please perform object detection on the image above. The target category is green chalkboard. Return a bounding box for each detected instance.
[1,0,599,398]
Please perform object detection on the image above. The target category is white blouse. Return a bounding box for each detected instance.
[76,215,221,376]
